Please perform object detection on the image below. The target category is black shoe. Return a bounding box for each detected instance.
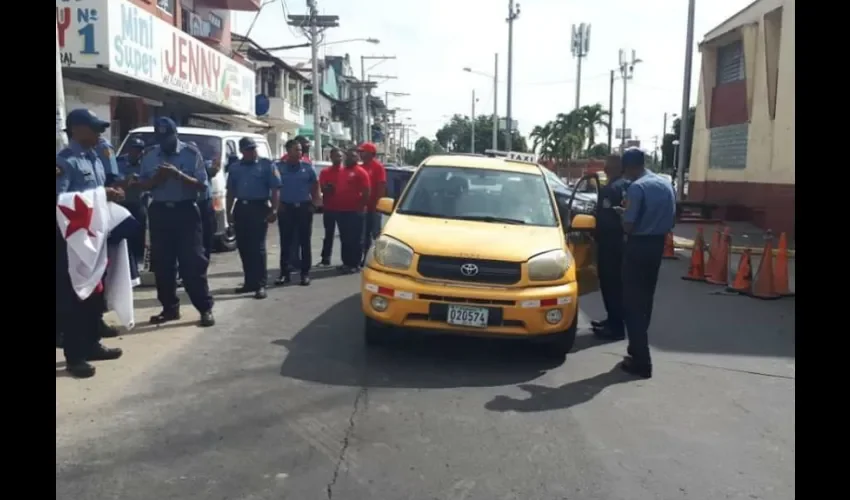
[66,361,96,378]
[300,275,311,286]
[254,287,267,299]
[176,279,184,288]
[87,344,123,361]
[99,320,120,338]
[590,318,608,329]
[593,327,626,341]
[150,309,181,325]
[234,285,256,294]
[200,311,216,327]
[316,260,331,268]
[275,274,291,286]
[619,357,652,379]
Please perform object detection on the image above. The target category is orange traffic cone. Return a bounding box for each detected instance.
[704,226,722,280]
[662,232,678,259]
[774,232,794,297]
[748,230,781,300]
[726,249,753,294]
[681,227,706,281]
[706,229,731,286]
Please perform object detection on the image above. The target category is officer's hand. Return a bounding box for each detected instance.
[105,187,125,202]
[158,163,180,177]
[613,206,625,215]
[266,211,277,224]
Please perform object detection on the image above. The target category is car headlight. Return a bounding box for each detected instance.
[527,249,571,281]
[372,235,414,270]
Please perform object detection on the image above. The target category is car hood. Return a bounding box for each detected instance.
[382,214,565,262]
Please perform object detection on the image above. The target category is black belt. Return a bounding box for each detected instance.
[280,202,310,208]
[238,199,268,204]
[150,200,196,208]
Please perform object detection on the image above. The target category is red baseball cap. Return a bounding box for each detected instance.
[357,142,377,154]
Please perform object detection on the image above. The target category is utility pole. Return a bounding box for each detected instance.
[493,53,499,150]
[618,49,641,151]
[676,0,696,201]
[505,0,521,151]
[385,91,409,160]
[55,21,68,153]
[361,56,396,143]
[288,2,338,160]
[571,23,591,110]
[470,89,478,153]
[607,70,614,152]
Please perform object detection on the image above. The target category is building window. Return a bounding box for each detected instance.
[716,40,744,84]
[158,0,175,16]
[258,67,280,98]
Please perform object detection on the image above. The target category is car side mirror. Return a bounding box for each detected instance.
[376,197,395,215]
[571,214,596,231]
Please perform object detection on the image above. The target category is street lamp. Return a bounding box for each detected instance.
[463,55,499,150]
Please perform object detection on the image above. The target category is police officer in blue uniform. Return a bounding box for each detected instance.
[592,155,630,340]
[226,137,281,299]
[56,109,125,378]
[94,135,121,186]
[618,148,676,378]
[137,117,215,327]
[116,137,148,270]
[275,139,320,286]
[186,141,218,260]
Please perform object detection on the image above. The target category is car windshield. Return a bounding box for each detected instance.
[386,168,414,198]
[396,166,558,227]
[119,132,222,163]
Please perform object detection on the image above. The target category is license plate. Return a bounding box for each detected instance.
[446,305,489,328]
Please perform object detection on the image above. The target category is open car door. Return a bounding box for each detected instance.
[564,174,600,295]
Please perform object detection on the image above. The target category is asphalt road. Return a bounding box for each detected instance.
[56,219,796,500]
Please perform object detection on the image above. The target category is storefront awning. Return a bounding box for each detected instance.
[196,113,270,130]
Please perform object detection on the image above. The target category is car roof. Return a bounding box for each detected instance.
[421,154,543,174]
[127,126,267,140]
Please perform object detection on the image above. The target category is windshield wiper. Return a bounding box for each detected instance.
[396,209,441,218]
[455,215,527,225]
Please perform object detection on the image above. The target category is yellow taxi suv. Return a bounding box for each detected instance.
[360,151,600,357]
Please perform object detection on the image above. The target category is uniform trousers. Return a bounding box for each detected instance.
[234,200,270,289]
[338,211,365,268]
[148,201,213,314]
[278,203,313,276]
[56,224,103,363]
[320,211,339,263]
[596,233,625,333]
[622,235,665,365]
[198,197,216,260]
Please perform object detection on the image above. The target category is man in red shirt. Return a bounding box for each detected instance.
[317,147,343,267]
[357,142,386,265]
[335,147,371,273]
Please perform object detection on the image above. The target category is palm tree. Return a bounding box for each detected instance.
[577,104,610,153]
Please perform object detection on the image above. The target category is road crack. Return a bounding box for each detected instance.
[326,386,367,500]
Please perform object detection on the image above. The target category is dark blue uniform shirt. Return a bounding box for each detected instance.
[623,169,677,236]
[596,176,630,240]
[139,141,208,203]
[116,154,146,203]
[56,140,106,195]
[276,159,317,204]
[226,158,281,200]
[95,137,120,184]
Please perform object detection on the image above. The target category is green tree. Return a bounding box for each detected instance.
[661,106,696,172]
[587,143,610,158]
[403,137,443,166]
[435,114,528,153]
[529,104,612,163]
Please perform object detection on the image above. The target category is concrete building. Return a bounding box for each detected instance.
[57,0,261,146]
[688,0,795,235]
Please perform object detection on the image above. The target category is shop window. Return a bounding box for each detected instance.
[157,0,175,16]
[716,40,744,85]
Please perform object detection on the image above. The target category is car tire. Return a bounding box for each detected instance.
[214,227,237,253]
[541,310,578,359]
[364,316,392,346]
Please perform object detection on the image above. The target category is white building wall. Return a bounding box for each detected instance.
[62,79,114,143]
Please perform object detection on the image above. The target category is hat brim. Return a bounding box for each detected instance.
[240,145,258,150]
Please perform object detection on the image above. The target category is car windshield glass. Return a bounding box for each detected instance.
[386,169,414,198]
[396,166,558,227]
[120,133,223,163]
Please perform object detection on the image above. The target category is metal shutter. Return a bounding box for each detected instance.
[716,41,744,84]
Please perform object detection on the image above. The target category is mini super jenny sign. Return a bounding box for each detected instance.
[56,0,109,68]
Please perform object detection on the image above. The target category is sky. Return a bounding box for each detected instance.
[233,0,752,152]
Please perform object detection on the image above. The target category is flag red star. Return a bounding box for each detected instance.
[59,194,95,239]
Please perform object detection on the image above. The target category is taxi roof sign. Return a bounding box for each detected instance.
[505,151,539,164]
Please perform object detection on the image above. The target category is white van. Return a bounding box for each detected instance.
[117,127,273,252]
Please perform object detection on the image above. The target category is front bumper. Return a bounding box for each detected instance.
[360,266,578,338]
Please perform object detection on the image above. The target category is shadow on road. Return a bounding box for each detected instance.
[484,363,637,413]
[580,257,796,359]
[276,294,564,390]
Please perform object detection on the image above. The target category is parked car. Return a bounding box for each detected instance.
[117,127,273,252]
[540,168,598,216]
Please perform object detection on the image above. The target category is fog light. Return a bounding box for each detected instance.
[545,308,563,324]
[371,295,389,312]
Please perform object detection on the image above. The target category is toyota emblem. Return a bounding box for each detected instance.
[460,263,479,276]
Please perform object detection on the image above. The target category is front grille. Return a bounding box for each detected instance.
[417,255,522,285]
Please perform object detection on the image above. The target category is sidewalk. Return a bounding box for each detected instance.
[673,221,795,257]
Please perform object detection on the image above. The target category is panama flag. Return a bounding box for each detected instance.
[56,187,141,329]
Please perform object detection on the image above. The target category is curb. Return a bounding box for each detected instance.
[673,238,796,258]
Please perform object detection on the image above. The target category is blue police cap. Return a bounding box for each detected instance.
[622,147,646,168]
[66,108,110,132]
[126,137,145,149]
[239,137,257,150]
[153,117,178,140]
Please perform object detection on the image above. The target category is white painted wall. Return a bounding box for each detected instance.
[62,79,114,142]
